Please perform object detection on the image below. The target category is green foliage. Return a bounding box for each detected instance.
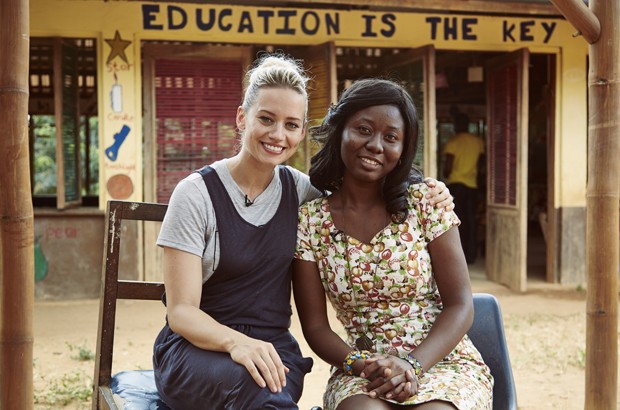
[32,115,57,195]
[31,114,100,197]
[34,371,93,406]
[66,341,95,362]
[81,116,99,195]
[573,347,586,369]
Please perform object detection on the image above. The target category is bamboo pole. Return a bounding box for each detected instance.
[585,0,619,407]
[0,0,34,408]
[551,1,619,408]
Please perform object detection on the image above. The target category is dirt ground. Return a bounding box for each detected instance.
[32,269,620,409]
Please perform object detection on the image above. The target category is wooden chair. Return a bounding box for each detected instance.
[92,200,170,410]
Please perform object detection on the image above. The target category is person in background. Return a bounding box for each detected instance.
[152,55,454,409]
[293,79,493,410]
[442,111,485,264]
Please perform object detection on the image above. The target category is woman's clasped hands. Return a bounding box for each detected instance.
[360,354,419,403]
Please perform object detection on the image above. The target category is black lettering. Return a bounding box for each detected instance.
[167,5,187,30]
[218,9,233,31]
[276,10,296,35]
[196,8,216,31]
[257,10,274,33]
[325,13,340,35]
[238,11,254,33]
[541,21,557,43]
[142,4,163,30]
[503,21,516,42]
[361,15,377,37]
[301,11,320,35]
[444,17,457,40]
[520,20,535,41]
[380,14,396,38]
[462,18,478,40]
[426,17,441,40]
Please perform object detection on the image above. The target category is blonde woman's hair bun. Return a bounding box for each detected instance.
[242,53,309,118]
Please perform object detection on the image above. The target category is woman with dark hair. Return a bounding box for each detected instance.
[293,78,493,410]
[309,79,422,223]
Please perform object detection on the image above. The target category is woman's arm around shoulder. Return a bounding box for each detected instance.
[423,177,454,211]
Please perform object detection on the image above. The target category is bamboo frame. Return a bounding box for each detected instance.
[0,0,34,408]
[551,1,619,408]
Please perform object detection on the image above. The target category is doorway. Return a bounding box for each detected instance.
[434,50,555,289]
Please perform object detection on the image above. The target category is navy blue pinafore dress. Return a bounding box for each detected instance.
[153,166,313,409]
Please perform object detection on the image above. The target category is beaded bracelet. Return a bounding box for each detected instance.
[342,349,372,376]
[403,354,425,378]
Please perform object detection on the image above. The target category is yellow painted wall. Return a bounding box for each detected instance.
[30,0,588,208]
[557,46,588,207]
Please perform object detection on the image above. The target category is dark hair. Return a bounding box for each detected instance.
[454,112,470,133]
[308,78,422,222]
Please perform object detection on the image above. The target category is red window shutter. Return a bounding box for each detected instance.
[155,59,242,203]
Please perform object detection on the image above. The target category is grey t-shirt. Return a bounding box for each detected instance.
[156,158,321,283]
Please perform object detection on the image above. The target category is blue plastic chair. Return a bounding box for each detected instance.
[469,292,518,410]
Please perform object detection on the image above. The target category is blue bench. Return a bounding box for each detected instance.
[93,201,516,409]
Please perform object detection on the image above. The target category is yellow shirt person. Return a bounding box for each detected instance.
[443,131,485,189]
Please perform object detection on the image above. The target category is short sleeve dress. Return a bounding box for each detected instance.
[294,183,493,410]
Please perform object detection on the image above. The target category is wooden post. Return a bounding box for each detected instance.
[551,0,619,408]
[0,0,34,409]
[585,0,619,407]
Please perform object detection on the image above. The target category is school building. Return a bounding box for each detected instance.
[29,0,588,299]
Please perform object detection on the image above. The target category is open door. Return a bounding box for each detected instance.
[383,46,437,177]
[288,42,337,172]
[485,48,529,292]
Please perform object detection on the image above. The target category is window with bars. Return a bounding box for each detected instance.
[154,59,242,203]
[29,37,98,208]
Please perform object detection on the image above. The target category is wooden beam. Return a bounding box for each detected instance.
[550,0,601,43]
[0,0,34,408]
[583,0,619,407]
[144,0,560,16]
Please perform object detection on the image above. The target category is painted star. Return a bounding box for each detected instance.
[105,30,131,65]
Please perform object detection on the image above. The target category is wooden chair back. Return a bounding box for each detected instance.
[92,200,167,410]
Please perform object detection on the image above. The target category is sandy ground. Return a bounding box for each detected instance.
[32,267,620,409]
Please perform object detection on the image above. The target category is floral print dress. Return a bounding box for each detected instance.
[294,184,493,410]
